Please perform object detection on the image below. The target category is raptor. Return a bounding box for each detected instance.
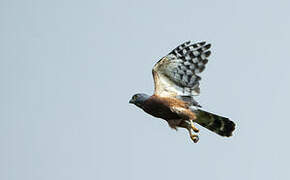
[129,41,235,143]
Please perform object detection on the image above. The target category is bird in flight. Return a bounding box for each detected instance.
[129,41,235,143]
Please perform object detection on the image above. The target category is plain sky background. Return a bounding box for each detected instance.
[1,0,290,179]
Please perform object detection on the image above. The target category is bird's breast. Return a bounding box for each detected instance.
[142,96,183,120]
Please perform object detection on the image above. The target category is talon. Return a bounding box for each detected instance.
[190,135,199,143]
[192,128,199,133]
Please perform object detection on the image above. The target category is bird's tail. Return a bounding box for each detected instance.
[194,109,235,137]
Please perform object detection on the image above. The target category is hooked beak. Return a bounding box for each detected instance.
[129,99,134,104]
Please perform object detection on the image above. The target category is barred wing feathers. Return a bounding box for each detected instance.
[152,41,211,98]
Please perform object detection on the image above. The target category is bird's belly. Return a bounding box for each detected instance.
[143,103,180,120]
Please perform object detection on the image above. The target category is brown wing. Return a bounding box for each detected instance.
[152,41,211,98]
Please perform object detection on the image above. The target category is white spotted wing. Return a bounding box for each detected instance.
[152,41,211,99]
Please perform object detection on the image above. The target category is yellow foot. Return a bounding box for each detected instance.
[190,134,199,143]
[190,120,199,133]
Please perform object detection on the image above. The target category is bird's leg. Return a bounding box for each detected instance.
[190,119,199,133]
[179,121,199,143]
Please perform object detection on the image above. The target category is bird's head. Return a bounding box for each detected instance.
[129,93,150,108]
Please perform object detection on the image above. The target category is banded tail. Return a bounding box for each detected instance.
[195,109,235,137]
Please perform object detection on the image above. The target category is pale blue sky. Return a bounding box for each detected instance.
[1,0,290,179]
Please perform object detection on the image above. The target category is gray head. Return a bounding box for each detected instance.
[129,93,150,108]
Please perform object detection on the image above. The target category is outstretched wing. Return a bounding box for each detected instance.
[152,41,211,99]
